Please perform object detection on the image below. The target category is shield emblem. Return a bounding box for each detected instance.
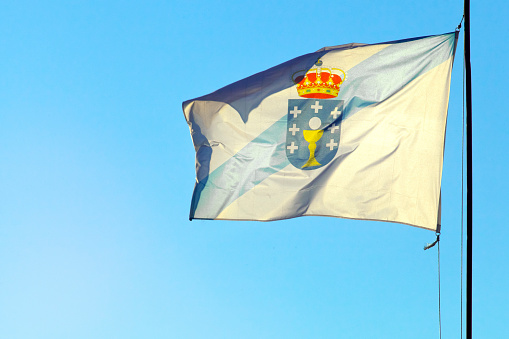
[286,99,344,170]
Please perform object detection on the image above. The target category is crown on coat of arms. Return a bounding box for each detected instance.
[292,59,346,99]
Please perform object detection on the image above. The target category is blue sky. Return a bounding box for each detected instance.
[1,0,507,338]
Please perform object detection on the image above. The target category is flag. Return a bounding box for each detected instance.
[182,32,458,231]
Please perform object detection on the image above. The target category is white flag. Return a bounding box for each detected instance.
[183,32,457,231]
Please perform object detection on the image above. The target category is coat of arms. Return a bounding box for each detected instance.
[286,60,346,170]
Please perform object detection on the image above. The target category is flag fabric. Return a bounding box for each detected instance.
[182,32,458,231]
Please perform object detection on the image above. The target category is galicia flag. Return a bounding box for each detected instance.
[182,32,457,231]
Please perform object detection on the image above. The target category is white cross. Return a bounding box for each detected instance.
[311,100,323,113]
[288,124,300,136]
[330,107,342,119]
[326,139,338,151]
[289,106,302,118]
[329,123,339,134]
[287,142,298,154]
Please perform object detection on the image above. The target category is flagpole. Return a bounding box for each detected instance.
[464,0,473,337]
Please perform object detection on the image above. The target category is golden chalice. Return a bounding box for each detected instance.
[302,129,323,168]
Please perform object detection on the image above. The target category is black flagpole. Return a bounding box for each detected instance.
[464,0,473,338]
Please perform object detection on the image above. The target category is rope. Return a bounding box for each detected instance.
[424,233,440,251]
[424,232,441,338]
[438,237,442,339]
[457,15,465,31]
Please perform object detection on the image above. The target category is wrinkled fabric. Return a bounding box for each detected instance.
[182,32,457,231]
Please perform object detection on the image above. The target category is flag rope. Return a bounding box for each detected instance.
[438,236,442,339]
[424,233,440,251]
[457,15,464,31]
[424,232,441,338]
[455,17,465,339]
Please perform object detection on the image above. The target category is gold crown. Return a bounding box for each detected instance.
[292,60,346,99]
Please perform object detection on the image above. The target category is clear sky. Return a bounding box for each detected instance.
[0,0,507,338]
